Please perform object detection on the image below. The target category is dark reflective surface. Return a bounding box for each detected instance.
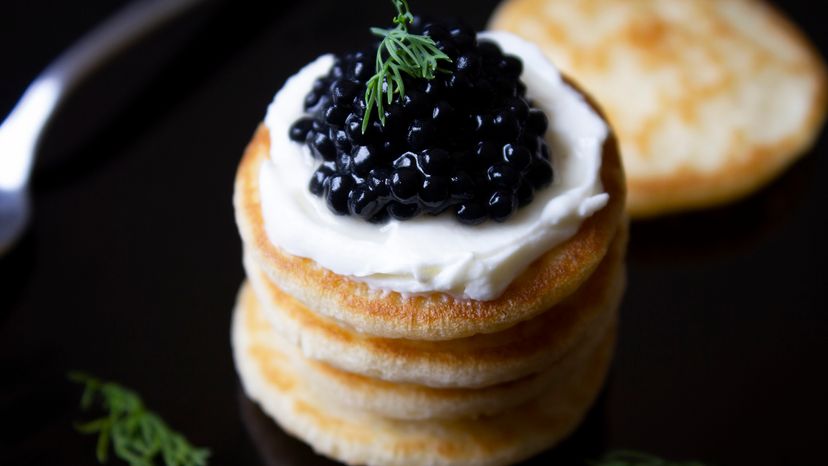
[1,1,826,465]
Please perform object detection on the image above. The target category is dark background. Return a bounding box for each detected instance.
[1,1,826,465]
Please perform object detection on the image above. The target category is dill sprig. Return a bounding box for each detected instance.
[69,372,210,466]
[362,0,451,132]
[591,450,709,466]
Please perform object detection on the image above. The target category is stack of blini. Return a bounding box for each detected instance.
[232,105,627,465]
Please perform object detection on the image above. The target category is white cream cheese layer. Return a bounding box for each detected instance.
[260,31,608,301]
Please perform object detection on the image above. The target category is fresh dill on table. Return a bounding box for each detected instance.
[69,372,210,466]
[362,0,452,132]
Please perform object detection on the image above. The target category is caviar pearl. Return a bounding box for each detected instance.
[526,109,548,135]
[487,164,520,189]
[393,152,417,169]
[309,162,335,195]
[455,53,481,76]
[417,148,451,176]
[309,133,336,161]
[490,111,520,141]
[325,174,353,215]
[516,182,534,207]
[527,159,554,189]
[331,79,360,105]
[401,90,430,116]
[503,144,532,172]
[474,141,499,167]
[351,145,380,175]
[368,168,391,197]
[390,168,421,203]
[498,56,523,78]
[344,114,365,144]
[335,152,353,174]
[505,97,529,122]
[407,119,436,150]
[488,190,517,222]
[419,176,450,210]
[324,104,349,127]
[289,117,314,142]
[348,184,382,220]
[456,202,487,225]
[431,101,456,127]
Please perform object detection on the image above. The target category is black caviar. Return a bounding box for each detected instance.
[288,18,553,225]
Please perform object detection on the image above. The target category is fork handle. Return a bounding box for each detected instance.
[0,0,204,190]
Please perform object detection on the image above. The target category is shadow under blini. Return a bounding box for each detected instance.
[627,151,816,266]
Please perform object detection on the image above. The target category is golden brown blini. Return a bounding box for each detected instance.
[490,0,827,217]
[232,283,617,466]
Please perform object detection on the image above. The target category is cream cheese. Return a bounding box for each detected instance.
[260,31,608,301]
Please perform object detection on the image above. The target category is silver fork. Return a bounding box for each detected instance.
[0,0,204,254]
